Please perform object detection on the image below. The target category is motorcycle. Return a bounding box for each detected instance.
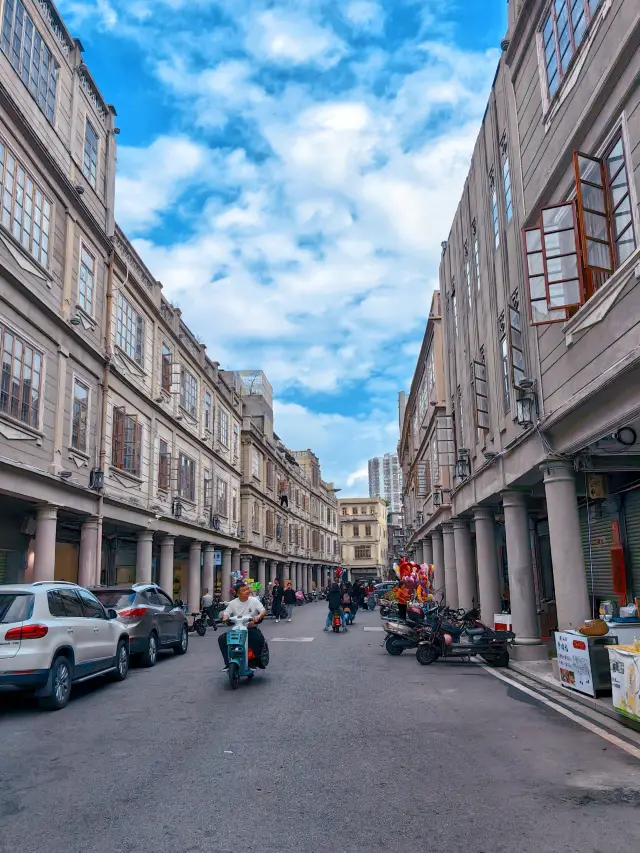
[295,591,305,606]
[187,610,208,636]
[415,609,513,667]
[222,614,269,689]
[331,610,345,633]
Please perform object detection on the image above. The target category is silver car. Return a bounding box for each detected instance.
[90,584,188,666]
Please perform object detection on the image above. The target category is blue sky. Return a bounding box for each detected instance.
[58,0,505,494]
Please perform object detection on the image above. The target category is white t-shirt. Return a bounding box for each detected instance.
[222,596,265,622]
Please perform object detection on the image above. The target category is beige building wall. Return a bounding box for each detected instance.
[339,497,388,580]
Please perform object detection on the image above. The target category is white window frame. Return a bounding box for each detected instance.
[177,451,196,503]
[217,407,230,447]
[180,367,198,418]
[70,375,89,454]
[251,447,261,480]
[78,241,96,317]
[0,319,44,430]
[115,293,144,365]
[203,390,213,431]
[216,477,228,517]
[83,116,99,189]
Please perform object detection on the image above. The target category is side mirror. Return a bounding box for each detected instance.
[107,608,118,620]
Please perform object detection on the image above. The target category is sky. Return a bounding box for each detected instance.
[58,0,506,495]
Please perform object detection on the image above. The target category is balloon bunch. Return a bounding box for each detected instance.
[334,567,344,581]
[393,558,435,601]
[231,567,261,595]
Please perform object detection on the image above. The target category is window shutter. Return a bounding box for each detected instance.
[540,201,585,312]
[112,406,124,467]
[436,415,456,470]
[170,363,181,395]
[573,150,615,296]
[472,360,490,431]
[417,460,430,496]
[170,455,180,493]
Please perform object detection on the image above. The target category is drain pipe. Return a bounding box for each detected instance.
[95,249,115,584]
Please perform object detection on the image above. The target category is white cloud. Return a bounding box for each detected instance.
[115,136,208,232]
[245,9,347,67]
[344,1,385,34]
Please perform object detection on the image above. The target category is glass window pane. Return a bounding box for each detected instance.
[529,275,546,301]
[546,253,578,282]
[581,181,606,213]
[543,204,574,231]
[583,210,608,241]
[527,251,544,276]
[586,240,611,269]
[613,212,633,240]
[544,229,577,257]
[617,233,636,265]
[548,279,581,307]
[526,230,542,252]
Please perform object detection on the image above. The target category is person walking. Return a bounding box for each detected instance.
[283,581,297,622]
[396,581,410,621]
[272,578,285,623]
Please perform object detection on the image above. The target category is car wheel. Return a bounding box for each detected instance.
[111,640,130,682]
[141,631,158,667]
[174,625,189,655]
[38,656,72,711]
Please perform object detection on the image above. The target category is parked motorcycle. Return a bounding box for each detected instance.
[416,608,513,667]
[187,610,208,637]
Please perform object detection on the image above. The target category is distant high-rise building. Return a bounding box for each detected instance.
[368,453,402,513]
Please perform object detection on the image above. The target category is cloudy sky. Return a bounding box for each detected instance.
[59,0,505,495]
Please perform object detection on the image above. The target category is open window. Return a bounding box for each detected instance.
[472,360,490,432]
[416,460,431,497]
[574,151,615,298]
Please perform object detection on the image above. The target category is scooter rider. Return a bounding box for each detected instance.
[218,581,267,671]
[324,581,346,631]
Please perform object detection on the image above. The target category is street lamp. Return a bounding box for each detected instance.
[516,378,537,427]
[172,499,183,519]
[456,449,470,481]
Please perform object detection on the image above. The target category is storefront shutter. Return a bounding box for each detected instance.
[623,489,640,599]
[579,505,616,600]
[0,551,6,584]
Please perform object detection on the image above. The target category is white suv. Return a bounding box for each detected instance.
[0,581,130,710]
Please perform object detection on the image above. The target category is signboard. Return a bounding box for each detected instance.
[608,647,640,722]
[214,551,222,566]
[555,631,595,697]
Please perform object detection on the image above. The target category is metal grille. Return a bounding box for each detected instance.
[579,504,616,600]
[623,489,640,599]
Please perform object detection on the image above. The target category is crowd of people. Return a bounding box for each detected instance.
[323,579,375,630]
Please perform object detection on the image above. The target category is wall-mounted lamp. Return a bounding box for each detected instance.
[172,499,183,519]
[516,379,537,427]
[455,448,470,481]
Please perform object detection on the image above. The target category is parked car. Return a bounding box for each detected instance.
[374,581,396,600]
[0,581,130,711]
[90,584,188,667]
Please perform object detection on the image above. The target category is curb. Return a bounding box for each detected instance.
[508,661,640,734]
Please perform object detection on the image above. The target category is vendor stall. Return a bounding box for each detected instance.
[607,645,640,723]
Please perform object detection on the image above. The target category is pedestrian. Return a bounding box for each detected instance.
[283,581,296,622]
[396,581,410,621]
[201,588,213,611]
[272,578,285,623]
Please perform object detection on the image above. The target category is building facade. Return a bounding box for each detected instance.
[229,370,340,594]
[339,497,388,581]
[368,452,402,513]
[0,0,341,607]
[401,0,640,658]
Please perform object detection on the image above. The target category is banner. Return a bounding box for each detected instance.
[607,647,640,722]
[555,632,594,697]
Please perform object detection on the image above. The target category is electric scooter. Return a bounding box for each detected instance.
[222,614,269,689]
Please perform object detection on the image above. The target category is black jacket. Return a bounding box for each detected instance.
[283,588,297,604]
[272,585,284,602]
[328,589,342,611]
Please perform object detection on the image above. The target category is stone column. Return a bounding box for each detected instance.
[187,541,202,612]
[222,549,233,601]
[269,560,277,584]
[203,545,215,597]
[416,542,425,565]
[241,555,251,583]
[441,523,458,609]
[473,508,502,627]
[308,564,313,591]
[502,491,543,651]
[258,558,267,596]
[453,519,476,611]
[423,538,433,566]
[78,516,99,588]
[136,530,153,585]
[542,459,591,630]
[34,505,58,582]
[159,536,175,597]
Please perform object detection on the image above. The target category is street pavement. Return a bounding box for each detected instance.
[2,603,640,853]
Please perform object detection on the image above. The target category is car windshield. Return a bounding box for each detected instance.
[0,593,35,623]
[91,590,136,609]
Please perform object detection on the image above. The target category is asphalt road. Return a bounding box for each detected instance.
[2,603,640,853]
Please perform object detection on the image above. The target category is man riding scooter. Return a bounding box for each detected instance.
[218,581,267,671]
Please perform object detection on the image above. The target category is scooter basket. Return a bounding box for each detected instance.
[225,630,247,646]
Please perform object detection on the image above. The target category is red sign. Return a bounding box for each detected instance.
[572,639,587,651]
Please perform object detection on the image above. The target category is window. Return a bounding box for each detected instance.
[0,325,42,428]
[427,351,435,398]
[251,448,261,480]
[203,469,212,508]
[83,119,99,188]
[77,246,96,315]
[71,378,88,452]
[267,460,275,489]
[604,133,636,266]
[417,460,431,497]
[1,1,58,123]
[266,509,274,538]
[158,439,170,491]
[216,478,228,516]
[500,334,510,412]
[178,452,196,502]
[508,306,526,389]
[342,507,347,515]
[365,524,372,536]
[312,530,320,551]
[160,344,171,393]
[355,546,372,560]
[473,226,481,291]
[490,170,499,248]
[419,379,428,422]
[180,367,197,417]
[353,525,360,537]
[233,423,239,457]
[452,288,458,337]
[252,501,260,533]
[370,506,375,515]
[0,139,51,266]
[232,487,238,521]
[112,407,141,476]
[54,589,84,617]
[464,243,471,301]
[352,507,357,515]
[217,407,229,446]
[204,391,212,431]
[431,438,440,487]
[541,0,602,101]
[116,294,144,365]
[502,138,513,223]
[289,521,294,544]
[78,589,105,619]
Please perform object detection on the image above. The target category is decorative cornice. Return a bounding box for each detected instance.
[78,65,108,125]
[37,0,74,57]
